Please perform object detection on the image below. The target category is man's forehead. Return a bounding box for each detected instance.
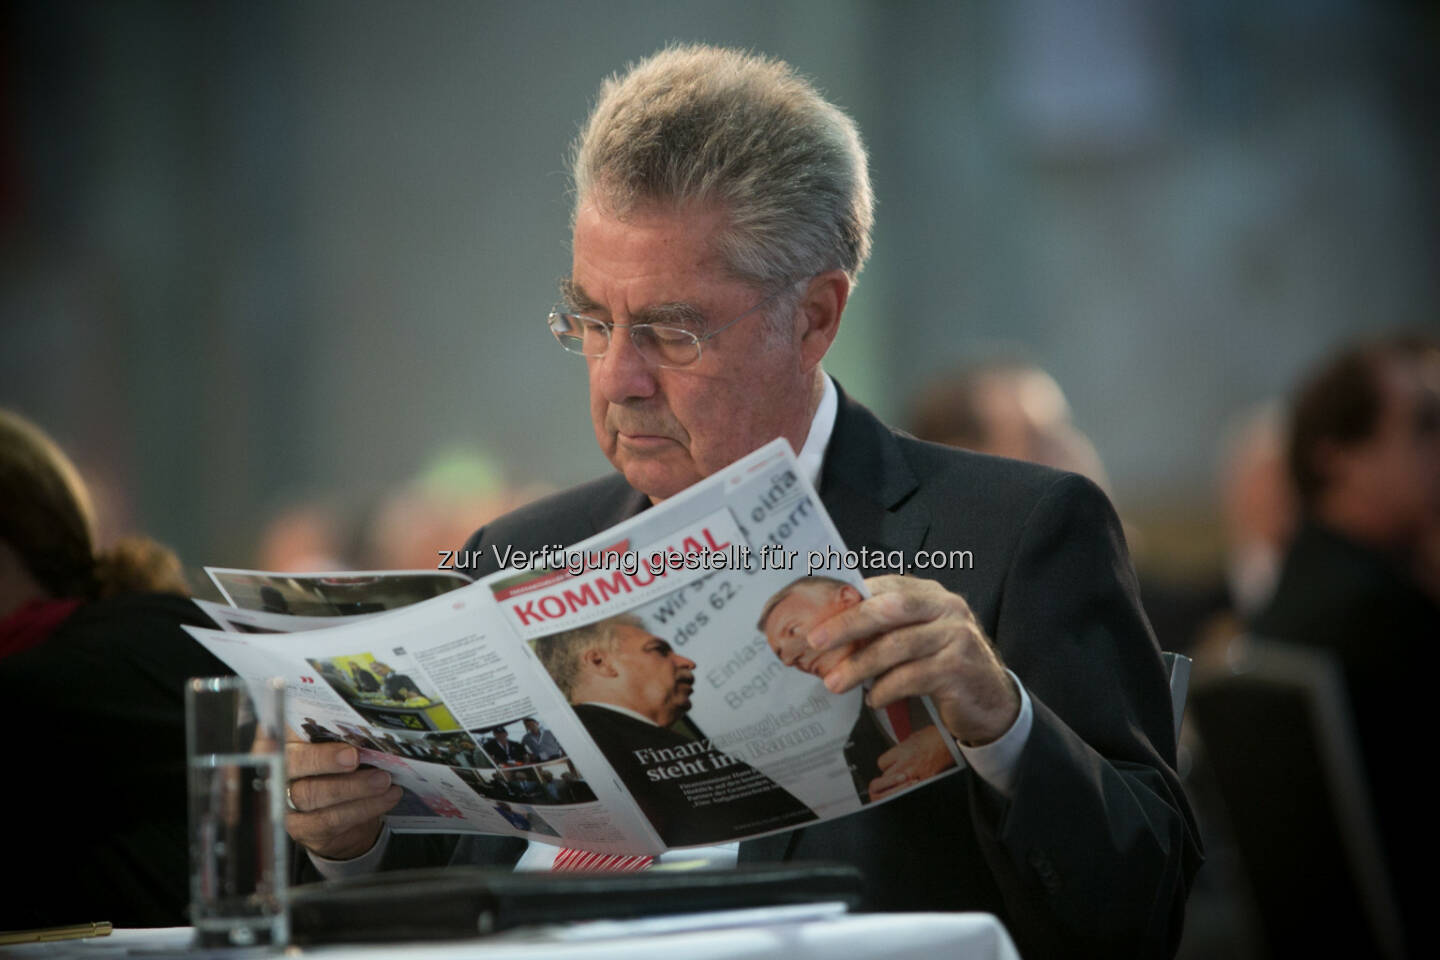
[770,586,831,620]
[567,202,742,310]
[613,623,657,645]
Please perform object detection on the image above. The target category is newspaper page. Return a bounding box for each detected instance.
[206,568,468,616]
[489,438,963,849]
[192,598,384,635]
[188,439,962,853]
[187,581,662,854]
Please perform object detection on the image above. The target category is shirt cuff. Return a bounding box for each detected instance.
[307,822,392,879]
[955,670,1033,799]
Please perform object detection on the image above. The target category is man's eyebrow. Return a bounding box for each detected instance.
[557,278,705,327]
[558,278,600,311]
[634,301,706,328]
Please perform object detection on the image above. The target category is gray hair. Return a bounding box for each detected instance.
[532,613,647,700]
[572,44,874,291]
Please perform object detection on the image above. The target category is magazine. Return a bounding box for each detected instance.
[186,439,964,854]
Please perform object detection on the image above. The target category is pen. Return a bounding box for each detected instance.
[0,921,113,944]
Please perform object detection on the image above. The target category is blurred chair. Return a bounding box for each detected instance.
[1189,637,1404,960]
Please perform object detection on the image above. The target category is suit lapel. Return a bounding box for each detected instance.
[818,384,931,566]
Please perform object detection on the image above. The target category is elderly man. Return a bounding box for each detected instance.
[532,614,813,846]
[284,44,1199,958]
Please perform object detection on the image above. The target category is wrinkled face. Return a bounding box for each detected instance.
[762,584,856,678]
[570,201,816,501]
[607,624,697,725]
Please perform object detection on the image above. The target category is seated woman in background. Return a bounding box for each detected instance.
[0,409,229,930]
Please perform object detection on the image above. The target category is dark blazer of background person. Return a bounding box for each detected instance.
[572,703,814,847]
[0,594,231,929]
[420,385,1200,960]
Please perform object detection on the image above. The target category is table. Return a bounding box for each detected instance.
[0,910,1019,960]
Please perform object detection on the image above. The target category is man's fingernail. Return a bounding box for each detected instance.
[338,747,358,768]
[369,770,391,789]
[824,673,842,693]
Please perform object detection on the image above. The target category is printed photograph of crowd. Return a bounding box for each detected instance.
[298,716,492,767]
[453,716,597,806]
[299,711,597,807]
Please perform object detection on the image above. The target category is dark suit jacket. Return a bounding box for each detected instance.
[572,703,814,846]
[386,385,1199,958]
[0,593,232,929]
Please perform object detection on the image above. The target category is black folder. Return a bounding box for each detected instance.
[288,862,865,944]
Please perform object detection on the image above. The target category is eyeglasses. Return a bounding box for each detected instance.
[547,284,795,368]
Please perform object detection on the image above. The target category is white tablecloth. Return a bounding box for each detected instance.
[0,910,1019,960]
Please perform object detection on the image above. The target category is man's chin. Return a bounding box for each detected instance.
[614,453,702,502]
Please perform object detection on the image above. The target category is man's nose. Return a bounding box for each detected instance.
[675,653,697,670]
[592,325,658,402]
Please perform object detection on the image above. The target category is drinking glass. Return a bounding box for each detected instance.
[186,676,289,948]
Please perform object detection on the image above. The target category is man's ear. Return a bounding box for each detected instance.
[583,647,619,679]
[796,269,850,369]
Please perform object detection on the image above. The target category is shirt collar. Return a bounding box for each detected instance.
[796,374,838,489]
[579,700,661,727]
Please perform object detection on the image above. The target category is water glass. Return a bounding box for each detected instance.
[186,676,289,948]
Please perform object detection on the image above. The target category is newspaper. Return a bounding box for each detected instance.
[205,567,469,617]
[186,440,963,854]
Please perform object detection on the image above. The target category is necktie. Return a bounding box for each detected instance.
[551,848,654,871]
[885,699,913,741]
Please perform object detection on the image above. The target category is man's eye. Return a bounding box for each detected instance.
[634,324,695,345]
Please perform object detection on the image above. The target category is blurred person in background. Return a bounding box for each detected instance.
[908,359,1111,490]
[1248,333,1439,949]
[908,361,1231,654]
[1216,403,1299,622]
[361,447,551,569]
[0,409,228,930]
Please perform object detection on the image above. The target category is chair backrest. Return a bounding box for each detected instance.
[1189,637,1405,960]
[1160,651,1190,739]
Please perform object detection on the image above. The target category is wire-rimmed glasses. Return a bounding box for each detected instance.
[546,283,795,368]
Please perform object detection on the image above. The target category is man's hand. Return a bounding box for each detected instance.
[867,726,957,801]
[285,739,403,861]
[808,575,1020,746]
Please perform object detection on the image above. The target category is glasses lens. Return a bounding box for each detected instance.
[550,313,607,356]
[633,325,700,367]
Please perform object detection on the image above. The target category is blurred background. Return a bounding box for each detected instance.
[2,0,1434,579]
[2,2,1435,954]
